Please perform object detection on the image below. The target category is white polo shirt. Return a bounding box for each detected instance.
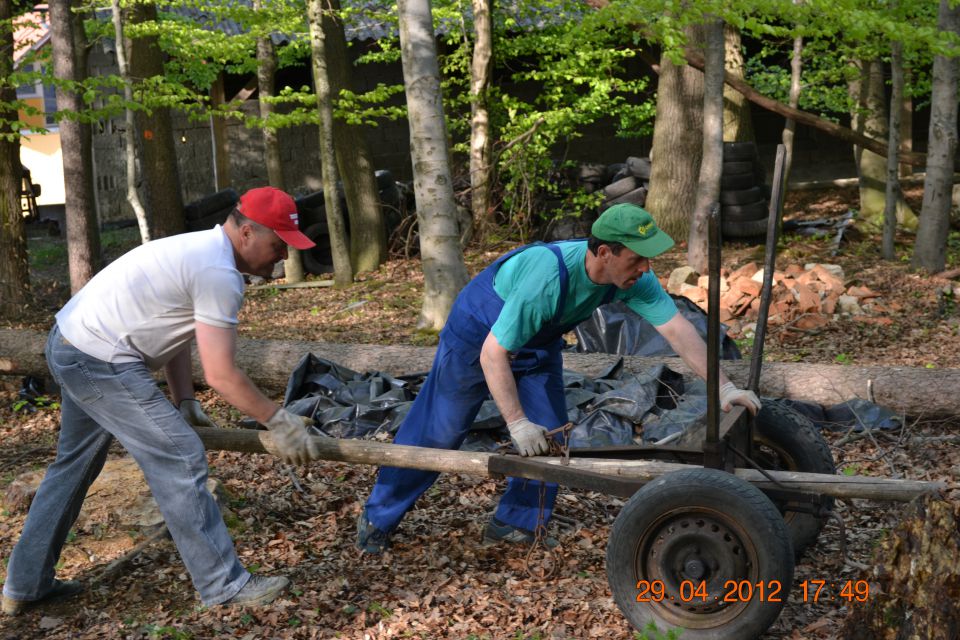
[56,226,245,370]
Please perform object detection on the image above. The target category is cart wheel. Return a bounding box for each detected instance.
[753,400,836,556]
[607,468,794,640]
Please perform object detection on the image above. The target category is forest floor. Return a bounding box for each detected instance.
[0,183,959,640]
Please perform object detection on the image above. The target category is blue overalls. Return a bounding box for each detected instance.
[364,242,616,533]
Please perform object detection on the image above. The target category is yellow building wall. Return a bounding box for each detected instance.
[20,131,64,206]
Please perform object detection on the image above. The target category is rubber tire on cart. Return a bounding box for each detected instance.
[607,468,794,640]
[752,400,836,557]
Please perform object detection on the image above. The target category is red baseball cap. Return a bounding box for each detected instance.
[238,187,315,250]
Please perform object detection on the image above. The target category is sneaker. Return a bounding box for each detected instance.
[221,574,289,607]
[2,579,84,616]
[356,509,391,554]
[483,518,559,549]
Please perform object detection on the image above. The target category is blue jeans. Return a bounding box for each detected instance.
[2,326,248,605]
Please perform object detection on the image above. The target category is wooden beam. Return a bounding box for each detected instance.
[192,427,943,502]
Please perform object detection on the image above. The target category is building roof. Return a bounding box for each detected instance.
[13,6,51,67]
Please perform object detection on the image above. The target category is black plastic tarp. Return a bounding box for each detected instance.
[573,295,742,360]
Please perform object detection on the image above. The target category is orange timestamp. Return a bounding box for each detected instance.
[799,579,870,602]
[636,580,784,603]
[635,579,871,603]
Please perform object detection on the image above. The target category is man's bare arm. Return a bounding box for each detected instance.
[194,321,278,423]
[479,331,525,423]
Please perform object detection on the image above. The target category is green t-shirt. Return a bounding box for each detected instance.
[491,241,677,351]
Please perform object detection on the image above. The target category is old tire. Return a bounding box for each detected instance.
[720,172,757,191]
[720,186,766,206]
[753,400,836,557]
[301,222,333,275]
[723,141,758,161]
[722,201,769,223]
[607,468,794,639]
[603,175,639,200]
[721,160,754,175]
[603,186,648,209]
[627,156,652,180]
[722,217,770,239]
[184,188,238,222]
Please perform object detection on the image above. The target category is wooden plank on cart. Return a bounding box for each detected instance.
[193,427,943,502]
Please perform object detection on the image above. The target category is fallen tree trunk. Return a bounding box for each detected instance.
[194,427,942,502]
[3,328,959,417]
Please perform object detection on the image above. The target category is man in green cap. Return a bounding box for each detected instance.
[357,203,760,553]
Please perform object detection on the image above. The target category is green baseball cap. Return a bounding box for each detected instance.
[591,203,675,257]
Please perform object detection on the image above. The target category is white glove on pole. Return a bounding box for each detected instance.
[264,408,321,465]
[179,399,219,428]
[719,382,762,415]
[507,418,550,457]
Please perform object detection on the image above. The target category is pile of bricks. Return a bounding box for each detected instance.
[663,261,897,336]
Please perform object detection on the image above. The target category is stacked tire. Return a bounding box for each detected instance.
[721,141,770,240]
[184,188,238,232]
[298,169,405,276]
[578,156,650,210]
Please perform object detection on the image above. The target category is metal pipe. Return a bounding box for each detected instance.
[705,202,722,463]
[748,144,788,392]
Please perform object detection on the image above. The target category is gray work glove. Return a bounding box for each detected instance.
[507,418,550,457]
[179,399,219,428]
[719,382,761,416]
[264,408,321,465]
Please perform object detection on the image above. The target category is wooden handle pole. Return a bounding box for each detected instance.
[193,427,942,502]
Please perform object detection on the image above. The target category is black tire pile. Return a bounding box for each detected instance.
[578,156,651,211]
[574,142,771,240]
[719,141,772,239]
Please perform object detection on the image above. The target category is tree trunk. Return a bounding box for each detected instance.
[49,0,101,293]
[254,3,304,284]
[848,59,916,231]
[0,0,29,319]
[3,328,958,417]
[781,27,802,188]
[898,75,913,178]
[689,20,724,273]
[912,0,959,273]
[209,73,231,191]
[883,39,904,261]
[721,25,753,142]
[469,0,494,233]
[646,24,706,242]
[127,2,184,239]
[111,0,150,243]
[307,0,353,286]
[322,0,386,274]
[398,0,469,330]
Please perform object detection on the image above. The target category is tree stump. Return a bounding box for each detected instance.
[841,494,960,640]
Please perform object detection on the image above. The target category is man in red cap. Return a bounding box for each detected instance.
[3,187,318,615]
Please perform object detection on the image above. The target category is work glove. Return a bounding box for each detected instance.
[179,399,219,428]
[507,418,550,457]
[264,408,322,465]
[719,382,762,416]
